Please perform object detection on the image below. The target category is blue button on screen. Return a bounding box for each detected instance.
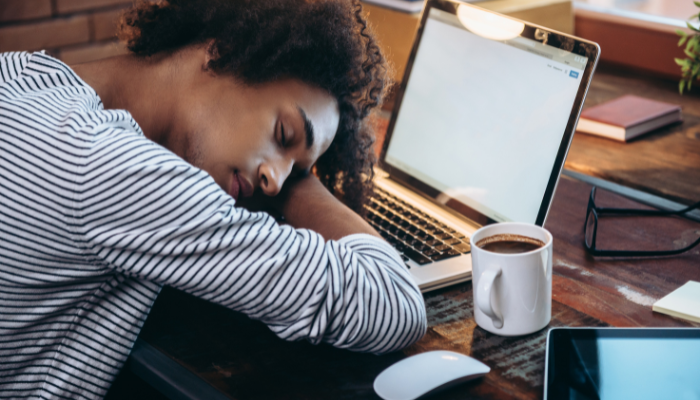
[569,70,579,78]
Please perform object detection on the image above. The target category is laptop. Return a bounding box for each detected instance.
[364,0,600,292]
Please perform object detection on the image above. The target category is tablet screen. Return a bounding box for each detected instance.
[545,328,700,400]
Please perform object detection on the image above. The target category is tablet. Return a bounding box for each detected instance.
[544,327,700,400]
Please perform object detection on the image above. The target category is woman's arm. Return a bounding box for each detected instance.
[279,175,380,241]
[76,126,426,354]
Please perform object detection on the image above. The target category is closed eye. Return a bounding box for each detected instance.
[279,123,287,147]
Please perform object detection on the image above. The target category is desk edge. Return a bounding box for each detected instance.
[128,338,231,400]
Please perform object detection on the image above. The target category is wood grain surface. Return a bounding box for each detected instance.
[564,65,700,205]
[138,176,700,400]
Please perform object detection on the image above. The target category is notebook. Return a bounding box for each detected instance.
[576,95,682,141]
[652,281,700,323]
[365,0,600,292]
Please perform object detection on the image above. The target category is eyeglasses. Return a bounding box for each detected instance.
[584,187,700,257]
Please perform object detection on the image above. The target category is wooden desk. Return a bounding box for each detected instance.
[565,64,700,205]
[132,176,699,400]
[125,66,700,399]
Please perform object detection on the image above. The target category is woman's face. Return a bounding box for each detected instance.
[170,76,340,201]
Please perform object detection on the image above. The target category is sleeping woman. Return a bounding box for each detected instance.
[0,0,426,398]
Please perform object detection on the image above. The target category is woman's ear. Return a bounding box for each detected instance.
[203,39,218,72]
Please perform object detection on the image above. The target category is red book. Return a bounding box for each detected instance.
[576,95,682,142]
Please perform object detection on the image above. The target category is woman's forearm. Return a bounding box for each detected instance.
[281,175,380,241]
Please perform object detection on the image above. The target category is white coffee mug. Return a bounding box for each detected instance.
[471,222,553,336]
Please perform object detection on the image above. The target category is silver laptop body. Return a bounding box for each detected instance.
[366,0,600,292]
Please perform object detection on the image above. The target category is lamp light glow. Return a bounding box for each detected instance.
[457,5,524,41]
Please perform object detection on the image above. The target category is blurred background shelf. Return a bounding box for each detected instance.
[574,0,695,79]
[361,0,695,85]
[0,0,694,81]
[361,0,574,82]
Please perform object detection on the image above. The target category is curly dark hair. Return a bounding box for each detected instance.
[117,0,388,213]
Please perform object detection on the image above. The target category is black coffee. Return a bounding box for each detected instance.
[476,234,545,254]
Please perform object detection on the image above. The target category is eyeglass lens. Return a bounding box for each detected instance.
[585,208,596,249]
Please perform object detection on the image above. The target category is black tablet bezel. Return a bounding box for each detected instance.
[377,0,600,227]
[544,327,700,400]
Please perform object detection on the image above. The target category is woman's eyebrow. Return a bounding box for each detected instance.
[297,106,315,149]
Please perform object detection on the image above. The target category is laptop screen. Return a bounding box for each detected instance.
[383,6,592,224]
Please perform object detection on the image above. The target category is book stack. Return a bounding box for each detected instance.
[576,95,683,142]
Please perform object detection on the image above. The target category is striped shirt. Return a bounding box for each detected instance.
[0,51,426,400]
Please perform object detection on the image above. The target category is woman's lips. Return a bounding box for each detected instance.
[228,173,240,200]
[229,172,254,201]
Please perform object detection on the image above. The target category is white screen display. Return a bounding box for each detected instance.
[385,9,587,223]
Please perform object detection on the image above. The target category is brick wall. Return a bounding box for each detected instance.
[0,0,132,65]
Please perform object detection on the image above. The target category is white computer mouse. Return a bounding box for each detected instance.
[373,350,491,400]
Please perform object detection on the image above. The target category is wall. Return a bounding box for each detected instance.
[574,6,687,79]
[0,0,132,65]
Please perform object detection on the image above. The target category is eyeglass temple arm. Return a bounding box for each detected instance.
[595,199,700,216]
[590,234,700,257]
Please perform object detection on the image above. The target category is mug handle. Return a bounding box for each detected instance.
[477,265,504,329]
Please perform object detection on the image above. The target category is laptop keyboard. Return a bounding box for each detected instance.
[364,187,471,268]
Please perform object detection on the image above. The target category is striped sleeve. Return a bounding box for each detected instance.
[74,122,427,354]
[0,51,30,84]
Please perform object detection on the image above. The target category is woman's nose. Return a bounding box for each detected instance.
[259,160,292,197]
